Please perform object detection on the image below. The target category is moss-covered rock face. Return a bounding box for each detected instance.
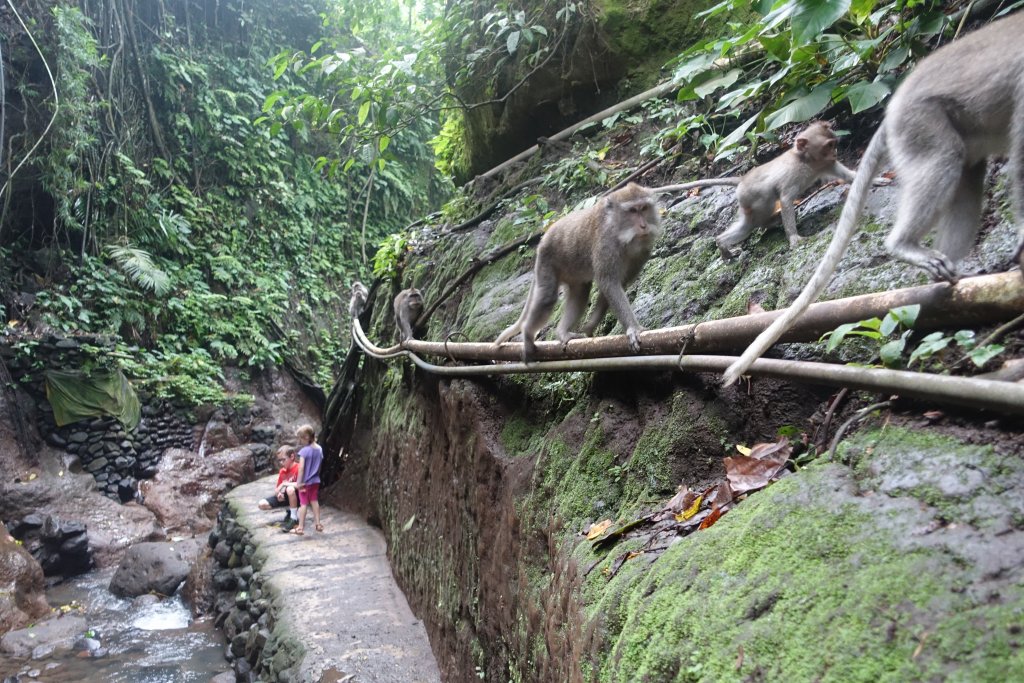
[582,427,1024,681]
[332,73,1023,682]
[449,0,724,179]
[598,0,740,77]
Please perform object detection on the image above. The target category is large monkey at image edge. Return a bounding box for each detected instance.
[494,182,663,362]
[654,121,858,258]
[722,12,1024,386]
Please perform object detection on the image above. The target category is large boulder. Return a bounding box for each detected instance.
[200,418,240,452]
[0,614,86,658]
[139,446,256,535]
[7,513,92,578]
[223,366,321,440]
[0,453,165,569]
[108,541,191,598]
[0,524,49,634]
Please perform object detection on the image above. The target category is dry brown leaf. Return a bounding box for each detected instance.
[705,482,734,508]
[699,506,722,530]
[653,487,697,522]
[747,437,792,462]
[663,487,696,514]
[724,455,789,494]
[723,437,792,494]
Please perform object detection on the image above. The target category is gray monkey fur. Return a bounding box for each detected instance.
[349,281,369,319]
[654,122,857,257]
[724,12,1024,385]
[494,183,663,362]
[393,288,424,343]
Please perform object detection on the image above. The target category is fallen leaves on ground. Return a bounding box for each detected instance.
[725,437,792,495]
[589,437,794,568]
[585,519,613,540]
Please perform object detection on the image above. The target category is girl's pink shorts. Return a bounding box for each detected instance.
[298,483,319,506]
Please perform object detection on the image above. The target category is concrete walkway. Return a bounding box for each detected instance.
[227,477,441,682]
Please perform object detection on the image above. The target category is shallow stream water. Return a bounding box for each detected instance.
[1,568,226,682]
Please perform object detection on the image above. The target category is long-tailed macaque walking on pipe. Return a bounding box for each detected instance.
[494,182,663,362]
[723,12,1024,386]
[393,288,424,343]
[652,122,858,258]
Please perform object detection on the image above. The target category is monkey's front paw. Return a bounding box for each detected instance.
[717,244,739,261]
[626,328,642,354]
[788,235,803,248]
[925,256,960,285]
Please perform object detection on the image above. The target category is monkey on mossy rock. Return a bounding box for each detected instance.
[724,11,1024,385]
[653,121,860,258]
[393,288,424,344]
[494,183,662,362]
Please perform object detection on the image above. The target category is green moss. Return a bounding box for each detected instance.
[597,1,737,85]
[840,426,1020,527]
[500,412,558,456]
[582,467,953,682]
[557,419,1024,683]
[621,392,727,507]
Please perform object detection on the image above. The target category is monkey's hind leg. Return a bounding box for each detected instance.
[555,282,593,348]
[518,272,559,362]
[931,160,987,273]
[715,212,757,259]
[599,283,644,353]
[580,294,609,339]
[885,125,967,283]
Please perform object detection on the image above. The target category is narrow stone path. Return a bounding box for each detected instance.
[227,477,441,682]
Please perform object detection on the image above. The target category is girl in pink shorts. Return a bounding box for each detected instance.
[291,424,324,535]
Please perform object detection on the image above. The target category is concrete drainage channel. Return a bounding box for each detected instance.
[207,477,441,682]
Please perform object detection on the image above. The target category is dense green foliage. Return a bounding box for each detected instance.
[260,0,578,177]
[2,0,1015,407]
[664,0,1021,157]
[0,0,446,402]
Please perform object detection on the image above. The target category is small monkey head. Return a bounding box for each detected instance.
[606,183,662,245]
[349,281,369,317]
[793,121,838,164]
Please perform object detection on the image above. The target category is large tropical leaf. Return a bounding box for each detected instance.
[106,245,171,296]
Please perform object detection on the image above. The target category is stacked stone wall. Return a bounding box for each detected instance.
[1,334,193,502]
[207,507,300,682]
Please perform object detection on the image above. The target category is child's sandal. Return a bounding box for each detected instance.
[315,524,324,532]
[290,528,304,535]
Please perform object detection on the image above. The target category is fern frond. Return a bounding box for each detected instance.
[105,245,171,295]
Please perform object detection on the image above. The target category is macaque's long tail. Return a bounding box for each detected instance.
[649,178,742,195]
[721,126,888,385]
